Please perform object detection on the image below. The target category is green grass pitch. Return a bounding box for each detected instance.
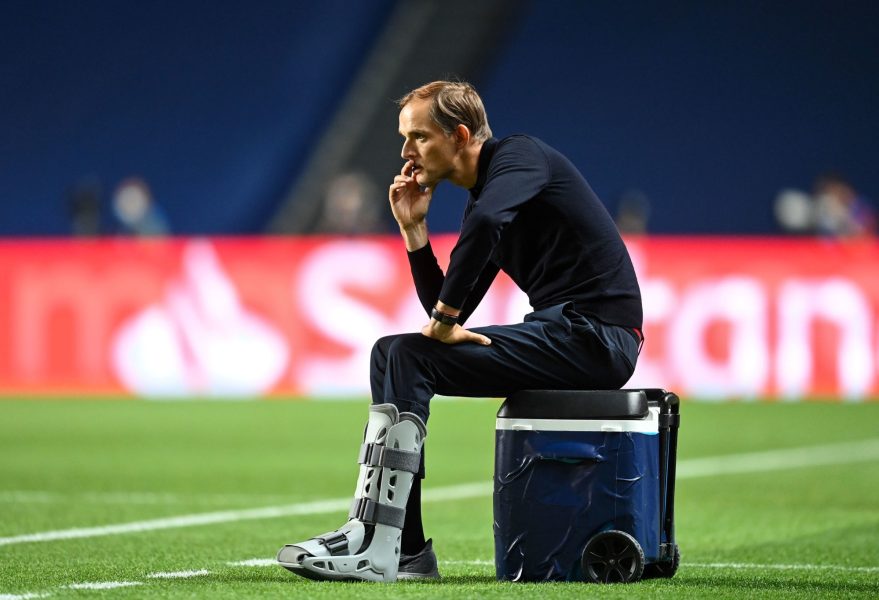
[1,398,878,598]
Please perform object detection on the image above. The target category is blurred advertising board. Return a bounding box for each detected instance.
[0,236,877,401]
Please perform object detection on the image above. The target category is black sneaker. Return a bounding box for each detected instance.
[397,539,441,580]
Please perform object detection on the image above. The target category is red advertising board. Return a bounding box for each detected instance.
[0,236,876,400]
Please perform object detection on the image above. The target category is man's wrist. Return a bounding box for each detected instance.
[430,307,459,327]
[434,300,461,316]
[401,222,428,252]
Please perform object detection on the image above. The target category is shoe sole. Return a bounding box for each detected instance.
[281,561,439,582]
[280,559,395,583]
[397,571,441,580]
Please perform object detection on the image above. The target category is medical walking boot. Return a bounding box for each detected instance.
[277,403,426,582]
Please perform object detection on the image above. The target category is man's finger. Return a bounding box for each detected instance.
[458,329,491,346]
[471,333,492,346]
[400,160,414,176]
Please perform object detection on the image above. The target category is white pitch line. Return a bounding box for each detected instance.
[65,581,142,590]
[228,556,879,575]
[2,438,877,548]
[684,562,879,574]
[677,438,879,478]
[0,498,346,547]
[0,484,491,547]
[422,559,879,574]
[146,569,210,579]
[0,594,51,600]
[227,558,276,567]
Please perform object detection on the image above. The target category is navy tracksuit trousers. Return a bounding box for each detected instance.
[369,302,640,425]
[372,301,640,553]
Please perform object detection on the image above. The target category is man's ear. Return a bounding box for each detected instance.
[454,124,471,148]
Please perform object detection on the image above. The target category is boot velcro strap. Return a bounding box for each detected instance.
[357,442,376,465]
[316,531,349,556]
[348,497,405,528]
[357,443,421,473]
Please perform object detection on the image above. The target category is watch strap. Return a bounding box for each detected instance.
[431,307,459,326]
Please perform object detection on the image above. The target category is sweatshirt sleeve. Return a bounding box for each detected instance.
[457,260,500,325]
[407,241,500,324]
[439,136,550,308]
[407,241,444,317]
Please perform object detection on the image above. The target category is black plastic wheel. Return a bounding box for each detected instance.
[581,530,645,583]
[642,543,680,579]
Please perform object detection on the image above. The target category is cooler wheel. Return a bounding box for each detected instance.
[581,530,645,583]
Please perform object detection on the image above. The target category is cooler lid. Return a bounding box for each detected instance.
[497,389,649,420]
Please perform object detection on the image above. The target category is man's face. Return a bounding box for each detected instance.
[398,98,458,188]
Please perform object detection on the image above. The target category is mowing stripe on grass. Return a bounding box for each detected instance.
[1,439,877,548]
[0,491,297,505]
[0,483,489,547]
[5,561,879,600]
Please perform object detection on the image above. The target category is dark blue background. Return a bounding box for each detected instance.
[429,1,879,234]
[1,1,876,235]
[0,0,393,234]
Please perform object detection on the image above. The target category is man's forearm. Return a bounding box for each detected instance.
[400,222,429,252]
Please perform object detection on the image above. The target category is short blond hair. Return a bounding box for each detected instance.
[398,80,492,142]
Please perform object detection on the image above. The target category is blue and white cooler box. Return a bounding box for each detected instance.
[493,389,680,583]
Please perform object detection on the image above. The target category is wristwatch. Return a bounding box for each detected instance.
[431,307,459,326]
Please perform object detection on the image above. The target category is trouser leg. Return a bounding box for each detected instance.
[369,304,639,424]
[367,304,639,560]
[401,477,425,555]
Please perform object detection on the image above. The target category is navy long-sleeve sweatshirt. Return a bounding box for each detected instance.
[407,135,642,328]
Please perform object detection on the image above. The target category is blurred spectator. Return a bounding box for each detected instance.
[614,188,651,234]
[112,177,170,236]
[313,172,385,235]
[68,177,104,237]
[813,172,876,237]
[774,173,876,237]
[774,188,814,234]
